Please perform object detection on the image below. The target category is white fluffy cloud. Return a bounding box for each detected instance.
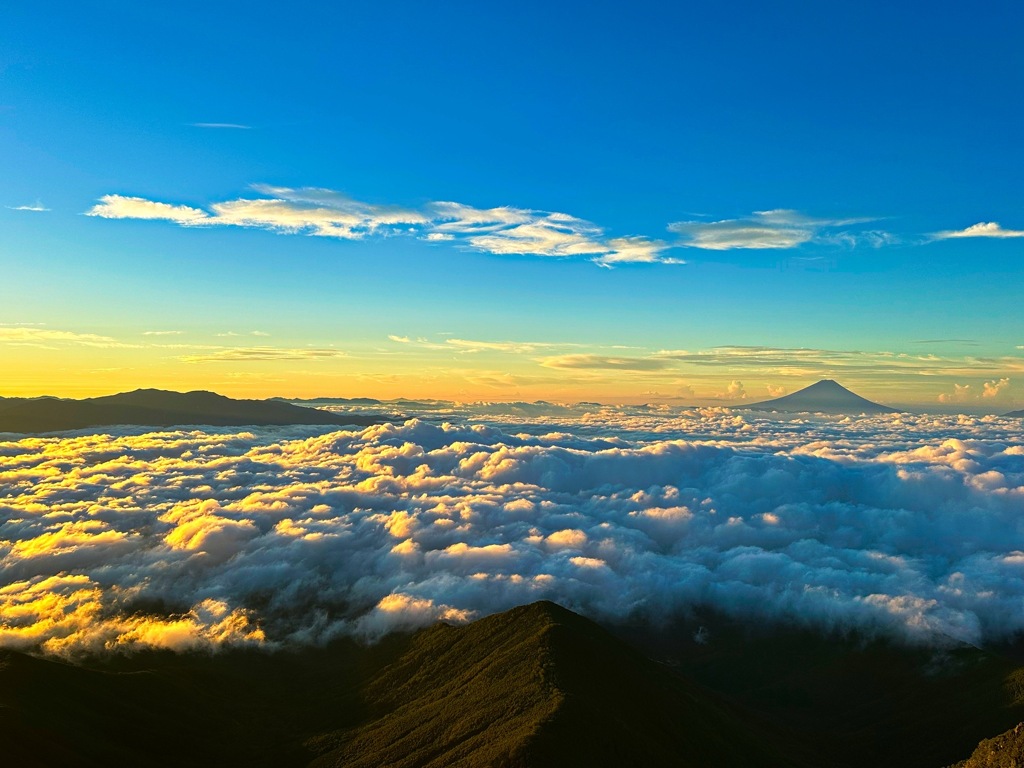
[933,222,1024,239]
[2,408,1023,656]
[87,186,427,239]
[87,195,211,225]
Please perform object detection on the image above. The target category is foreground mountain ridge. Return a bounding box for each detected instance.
[308,601,803,767]
[3,600,1023,767]
[0,388,379,433]
[949,722,1024,767]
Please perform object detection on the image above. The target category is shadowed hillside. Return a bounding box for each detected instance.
[948,722,1024,767]
[2,602,1023,767]
[613,611,1024,768]
[307,601,806,768]
[0,389,379,433]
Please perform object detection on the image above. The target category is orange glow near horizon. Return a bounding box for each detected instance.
[1,332,1020,411]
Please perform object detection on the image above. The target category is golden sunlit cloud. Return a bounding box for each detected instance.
[2,410,1024,654]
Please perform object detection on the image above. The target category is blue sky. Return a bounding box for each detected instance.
[1,1,1022,409]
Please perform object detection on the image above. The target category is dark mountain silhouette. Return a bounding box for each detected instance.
[615,609,1024,768]
[1005,409,1024,418]
[3,601,1024,767]
[307,601,805,768]
[738,379,899,414]
[0,389,380,433]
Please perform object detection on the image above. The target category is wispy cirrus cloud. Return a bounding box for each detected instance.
[7,201,50,212]
[654,345,1024,379]
[88,188,1010,263]
[538,354,674,371]
[932,222,1024,240]
[669,209,892,251]
[430,201,677,266]
[525,345,1024,390]
[911,339,979,345]
[86,186,677,267]
[87,186,427,239]
[0,327,136,349]
[445,338,575,354]
[178,346,345,363]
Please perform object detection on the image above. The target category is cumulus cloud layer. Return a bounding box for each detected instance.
[2,408,1023,656]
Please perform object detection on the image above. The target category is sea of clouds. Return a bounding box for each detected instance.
[2,403,1023,655]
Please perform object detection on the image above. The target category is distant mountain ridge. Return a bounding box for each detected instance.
[1005,409,1024,418]
[738,379,899,414]
[0,388,380,433]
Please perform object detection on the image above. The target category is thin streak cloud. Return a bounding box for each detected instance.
[178,347,346,363]
[7,202,50,212]
[0,327,137,349]
[190,122,252,129]
[538,354,674,371]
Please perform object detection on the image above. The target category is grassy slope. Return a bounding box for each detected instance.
[308,601,808,768]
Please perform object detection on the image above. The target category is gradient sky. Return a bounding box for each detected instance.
[2,1,1022,410]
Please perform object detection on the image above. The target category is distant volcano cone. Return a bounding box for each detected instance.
[738,379,898,414]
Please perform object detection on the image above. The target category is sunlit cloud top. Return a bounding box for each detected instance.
[2,410,1023,655]
[932,222,1024,240]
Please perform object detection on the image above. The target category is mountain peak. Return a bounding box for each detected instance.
[738,379,898,415]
